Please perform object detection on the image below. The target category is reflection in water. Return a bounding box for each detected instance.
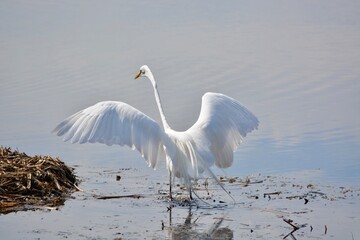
[167,206,233,240]
[0,1,359,184]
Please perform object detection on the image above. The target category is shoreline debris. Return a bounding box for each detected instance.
[0,146,80,214]
[283,218,307,240]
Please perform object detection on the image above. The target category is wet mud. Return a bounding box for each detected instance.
[0,163,359,239]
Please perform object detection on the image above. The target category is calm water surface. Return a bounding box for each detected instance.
[1,0,360,238]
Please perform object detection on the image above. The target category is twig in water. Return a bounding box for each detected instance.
[309,191,326,196]
[283,218,299,230]
[283,229,297,240]
[96,194,143,200]
[213,217,234,222]
[283,218,303,240]
[264,191,281,198]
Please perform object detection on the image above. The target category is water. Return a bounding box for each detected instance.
[1,1,359,239]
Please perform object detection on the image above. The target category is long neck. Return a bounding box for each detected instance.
[148,73,170,130]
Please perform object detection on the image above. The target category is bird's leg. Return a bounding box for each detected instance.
[169,171,173,201]
[189,182,193,200]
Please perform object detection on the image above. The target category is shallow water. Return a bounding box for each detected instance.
[1,0,360,239]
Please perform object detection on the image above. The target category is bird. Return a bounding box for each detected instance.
[53,65,259,200]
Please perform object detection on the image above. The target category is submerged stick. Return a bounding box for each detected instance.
[283,218,299,230]
[282,218,307,240]
[264,191,282,197]
[96,194,144,200]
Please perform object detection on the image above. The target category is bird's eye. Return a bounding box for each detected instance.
[141,70,145,74]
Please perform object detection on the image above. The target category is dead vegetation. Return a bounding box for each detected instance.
[0,146,80,214]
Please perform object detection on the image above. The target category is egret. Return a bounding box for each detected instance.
[53,65,259,200]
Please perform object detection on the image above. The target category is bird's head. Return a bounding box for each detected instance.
[134,65,152,80]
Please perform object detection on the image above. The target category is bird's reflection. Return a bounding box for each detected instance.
[166,206,233,240]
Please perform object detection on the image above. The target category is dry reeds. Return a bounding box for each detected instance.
[0,146,79,214]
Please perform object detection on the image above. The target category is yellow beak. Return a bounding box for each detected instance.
[134,71,141,80]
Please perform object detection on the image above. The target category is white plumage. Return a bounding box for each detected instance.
[53,65,259,199]
[53,101,164,168]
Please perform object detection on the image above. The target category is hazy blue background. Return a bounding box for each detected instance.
[1,0,359,185]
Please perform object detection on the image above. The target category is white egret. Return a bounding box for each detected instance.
[53,65,259,200]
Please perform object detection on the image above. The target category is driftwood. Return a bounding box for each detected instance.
[96,194,144,200]
[0,146,79,214]
[283,218,307,240]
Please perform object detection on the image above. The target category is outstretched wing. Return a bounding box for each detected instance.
[186,92,259,169]
[53,101,164,169]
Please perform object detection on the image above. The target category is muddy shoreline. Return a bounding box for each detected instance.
[1,163,358,239]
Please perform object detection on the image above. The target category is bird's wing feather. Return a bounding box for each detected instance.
[186,92,259,168]
[53,101,164,169]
